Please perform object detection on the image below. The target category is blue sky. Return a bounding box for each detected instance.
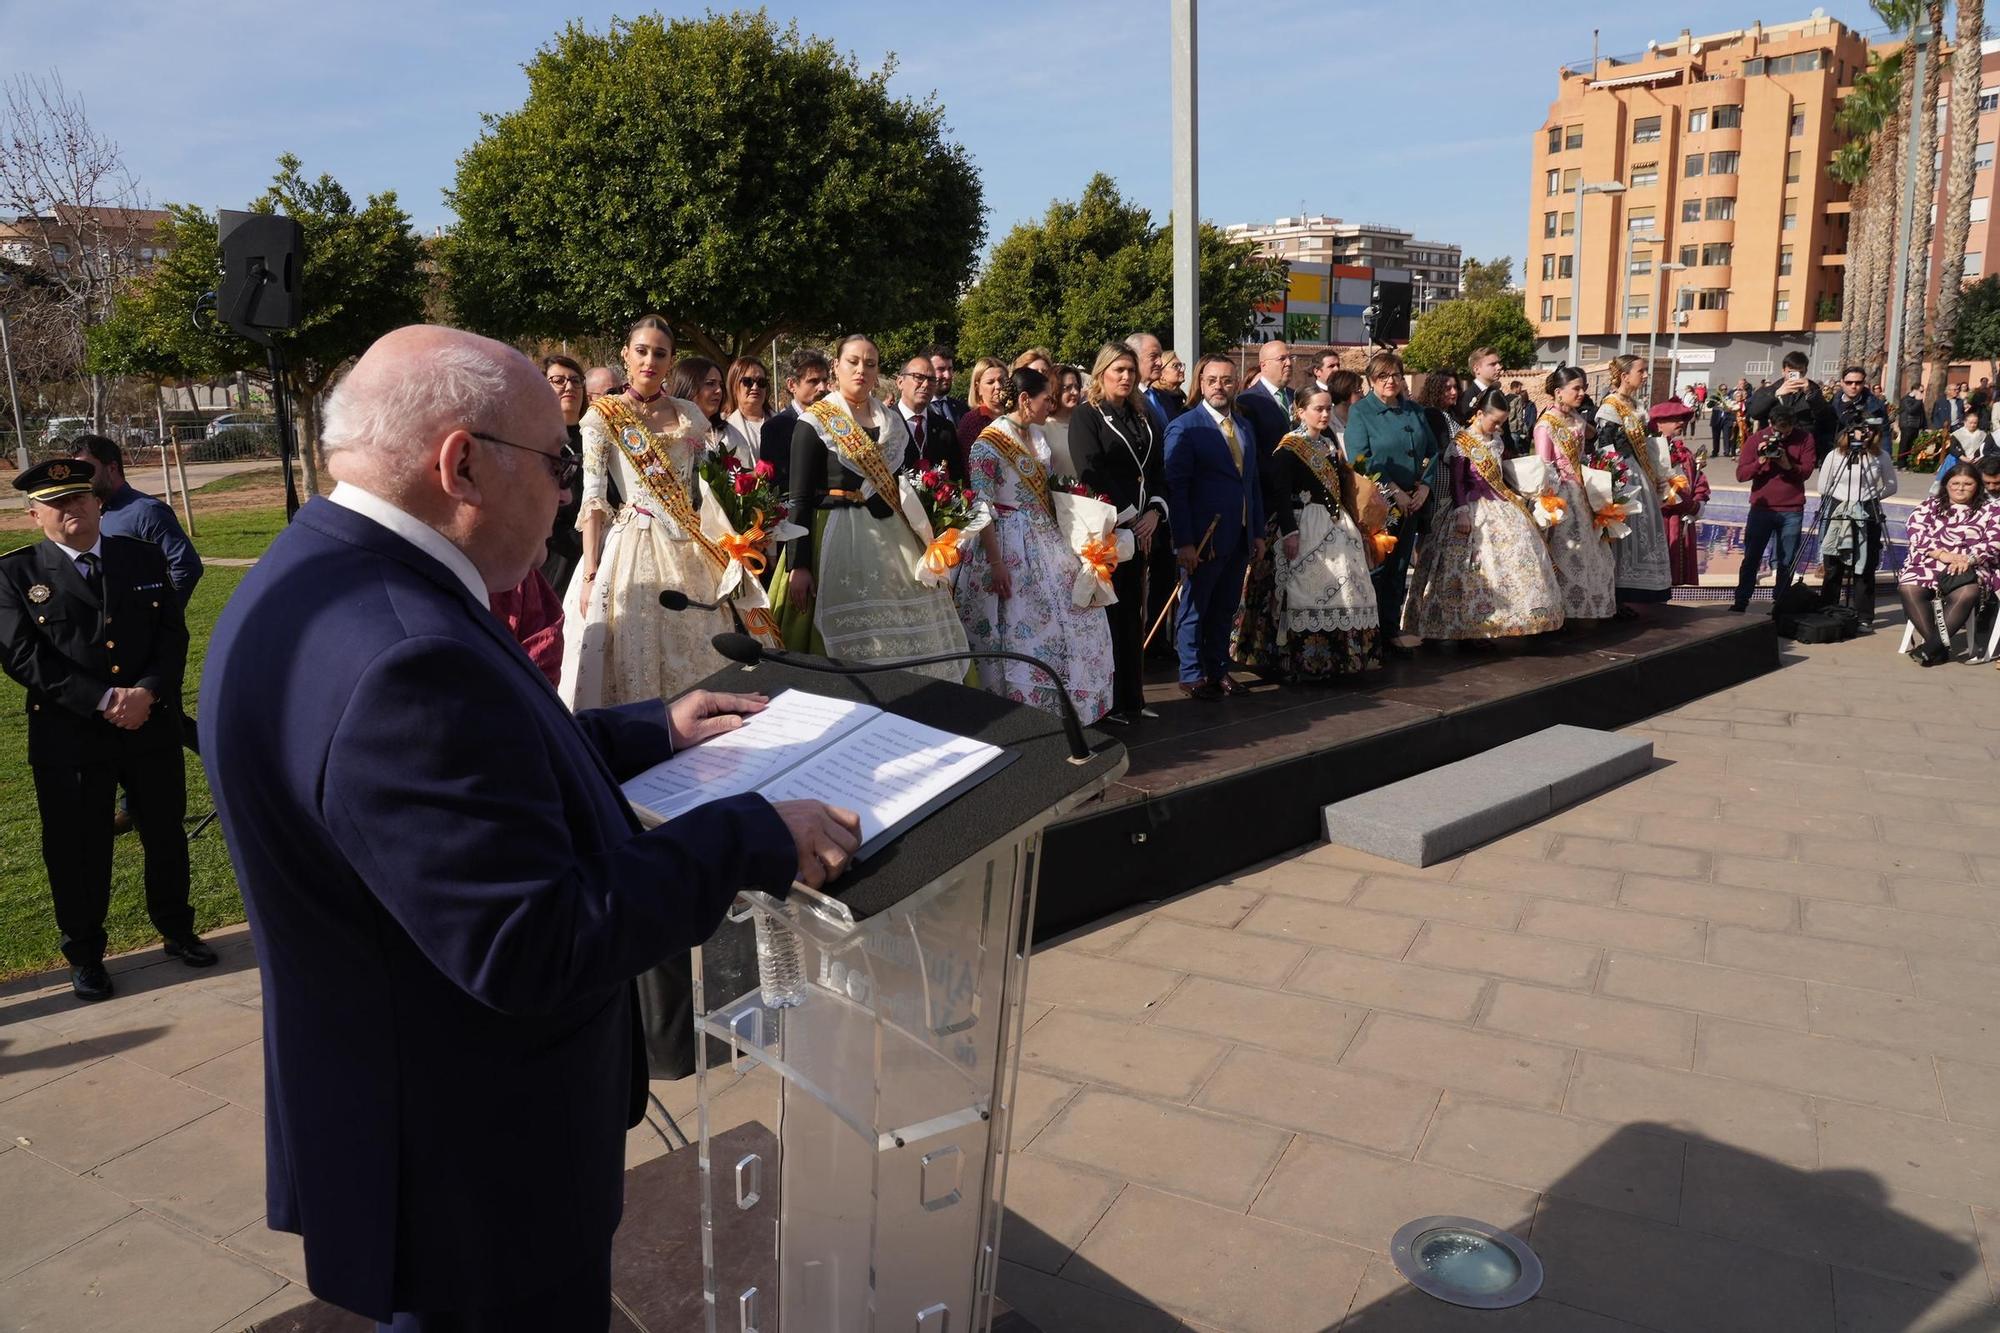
[6,1,1898,284]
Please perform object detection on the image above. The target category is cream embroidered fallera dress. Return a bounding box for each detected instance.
[1595,393,1673,602]
[558,395,737,709]
[1532,407,1619,620]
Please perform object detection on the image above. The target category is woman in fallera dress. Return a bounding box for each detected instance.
[1403,388,1564,641]
[1594,354,1672,611]
[1534,365,1619,621]
[768,333,970,679]
[1231,384,1381,680]
[956,367,1115,721]
[558,315,765,710]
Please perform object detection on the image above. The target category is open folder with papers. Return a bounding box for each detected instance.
[622,688,1013,857]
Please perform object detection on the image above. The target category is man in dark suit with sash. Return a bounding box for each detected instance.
[0,458,211,1001]
[1164,354,1264,700]
[199,325,861,1329]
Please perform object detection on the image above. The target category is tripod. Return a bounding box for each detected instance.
[1815,439,1880,625]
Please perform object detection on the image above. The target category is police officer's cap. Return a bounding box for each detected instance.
[14,458,95,504]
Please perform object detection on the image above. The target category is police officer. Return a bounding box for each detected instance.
[0,458,214,1001]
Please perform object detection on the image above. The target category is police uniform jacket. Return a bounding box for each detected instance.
[0,535,187,766]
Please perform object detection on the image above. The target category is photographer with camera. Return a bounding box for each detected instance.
[1731,398,1819,614]
[1812,407,1897,629]
[1748,351,1838,462]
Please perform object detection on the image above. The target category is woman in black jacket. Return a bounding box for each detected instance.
[1070,341,1166,723]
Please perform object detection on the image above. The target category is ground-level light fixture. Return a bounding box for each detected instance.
[1389,1215,1544,1309]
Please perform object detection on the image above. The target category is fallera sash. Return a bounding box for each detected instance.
[977,422,1054,518]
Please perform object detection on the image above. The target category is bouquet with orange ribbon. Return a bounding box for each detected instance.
[1353,472,1398,570]
[1050,487,1132,608]
[902,467,990,587]
[1532,492,1568,530]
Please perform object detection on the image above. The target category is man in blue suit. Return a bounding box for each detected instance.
[1163,354,1264,700]
[1126,331,1174,438]
[1235,339,1295,470]
[199,326,861,1330]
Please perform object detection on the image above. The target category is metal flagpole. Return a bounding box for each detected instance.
[0,310,27,470]
[1171,0,1201,363]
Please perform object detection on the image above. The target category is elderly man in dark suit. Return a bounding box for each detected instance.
[1236,338,1296,469]
[0,458,211,1001]
[1163,354,1264,700]
[199,325,861,1330]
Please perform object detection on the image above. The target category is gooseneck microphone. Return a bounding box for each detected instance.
[659,589,721,611]
[710,632,1095,764]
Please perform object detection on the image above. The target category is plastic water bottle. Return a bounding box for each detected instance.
[754,901,806,1009]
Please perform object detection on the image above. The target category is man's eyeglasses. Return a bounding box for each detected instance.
[900,371,936,385]
[471,431,581,488]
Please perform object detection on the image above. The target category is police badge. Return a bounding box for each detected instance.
[27,584,51,603]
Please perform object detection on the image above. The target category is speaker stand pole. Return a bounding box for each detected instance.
[266,344,300,518]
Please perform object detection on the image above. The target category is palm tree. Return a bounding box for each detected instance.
[1834,50,1905,371]
[1930,0,1986,378]
[1896,1,1947,391]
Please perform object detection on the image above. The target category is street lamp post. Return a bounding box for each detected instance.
[1617,231,1657,358]
[0,310,26,470]
[1653,260,1690,403]
[1569,179,1627,369]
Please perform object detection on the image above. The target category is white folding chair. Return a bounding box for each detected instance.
[1897,596,2000,662]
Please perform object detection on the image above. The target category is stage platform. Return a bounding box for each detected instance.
[1035,607,1780,941]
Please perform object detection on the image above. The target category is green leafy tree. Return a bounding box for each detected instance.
[1459,256,1515,300]
[1400,296,1536,374]
[956,174,1281,364]
[441,12,983,362]
[1948,274,2000,360]
[91,155,427,490]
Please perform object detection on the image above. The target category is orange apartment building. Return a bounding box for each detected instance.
[1525,14,1871,390]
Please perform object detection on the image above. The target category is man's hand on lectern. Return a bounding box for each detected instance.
[775,801,862,888]
[667,689,770,750]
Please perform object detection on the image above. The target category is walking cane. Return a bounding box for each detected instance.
[1142,515,1220,651]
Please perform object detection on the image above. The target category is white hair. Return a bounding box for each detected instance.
[322,341,516,466]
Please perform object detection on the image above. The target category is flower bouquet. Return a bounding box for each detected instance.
[695,447,806,579]
[1352,472,1399,569]
[1585,443,1637,542]
[898,465,991,587]
[1501,457,1565,530]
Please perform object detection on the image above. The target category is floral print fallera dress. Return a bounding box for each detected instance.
[1402,425,1564,639]
[955,419,1115,723]
[1595,393,1673,603]
[1533,407,1619,620]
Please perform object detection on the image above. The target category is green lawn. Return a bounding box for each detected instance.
[0,567,249,978]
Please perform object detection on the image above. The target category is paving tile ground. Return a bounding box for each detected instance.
[3,620,2000,1330]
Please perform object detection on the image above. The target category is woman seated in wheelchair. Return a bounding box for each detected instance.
[1899,463,2000,667]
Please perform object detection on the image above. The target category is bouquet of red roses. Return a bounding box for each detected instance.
[906,465,989,586]
[697,446,788,531]
[1585,442,1636,540]
[1048,475,1116,505]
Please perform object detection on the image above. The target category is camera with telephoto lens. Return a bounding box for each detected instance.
[1842,415,1883,451]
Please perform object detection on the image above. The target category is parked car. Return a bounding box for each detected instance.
[205,412,275,440]
[43,416,92,445]
[192,413,281,462]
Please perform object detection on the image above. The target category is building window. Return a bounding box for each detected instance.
[1626,302,1650,320]
[1630,257,1653,275]
[1631,162,1658,188]
[1778,247,1794,276]
[1967,252,1984,276]
[1714,104,1742,129]
[1775,293,1791,320]
[1688,108,1709,132]
[1708,151,1740,175]
[1744,58,1766,76]
[1562,167,1581,191]
[1786,150,1801,183]
[1548,126,1562,153]
[1679,245,1699,267]
[1973,197,1991,223]
[1695,289,1730,310]
[1981,90,2000,114]
[1685,152,1704,177]
[1544,211,1558,239]
[1977,141,1996,170]
[1628,208,1656,232]
[1560,211,1575,237]
[1634,116,1662,143]
[1558,255,1574,278]
[1556,296,1573,318]
[50,243,69,263]
[1782,210,1798,231]
[1705,197,1735,220]
[1541,295,1556,320]
[1701,242,1733,266]
[1566,126,1584,149]
[1682,199,1702,222]
[1541,254,1557,280]
[1546,168,1560,195]
[1790,111,1806,137]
